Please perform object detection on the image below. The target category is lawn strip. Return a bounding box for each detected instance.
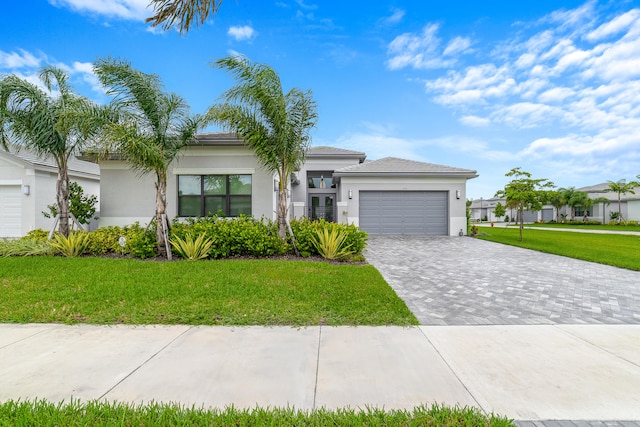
[0,400,515,426]
[477,228,640,271]
[0,257,418,326]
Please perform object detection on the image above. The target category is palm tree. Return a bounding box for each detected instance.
[94,57,201,258]
[606,179,637,223]
[0,66,107,236]
[207,55,318,241]
[146,0,222,34]
[579,196,609,222]
[547,190,565,223]
[559,187,585,220]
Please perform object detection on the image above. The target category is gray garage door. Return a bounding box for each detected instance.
[0,185,22,238]
[359,191,448,235]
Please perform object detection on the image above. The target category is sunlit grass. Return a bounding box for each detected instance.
[0,400,516,426]
[477,228,640,271]
[0,257,418,326]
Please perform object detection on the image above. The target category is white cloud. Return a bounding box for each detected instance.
[586,9,640,41]
[459,115,490,127]
[389,1,640,182]
[443,36,472,56]
[381,8,405,26]
[227,25,256,41]
[387,24,462,70]
[0,49,43,69]
[47,0,150,21]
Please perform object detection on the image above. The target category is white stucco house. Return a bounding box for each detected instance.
[0,147,100,238]
[91,132,478,236]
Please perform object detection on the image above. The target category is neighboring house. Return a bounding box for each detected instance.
[0,147,100,238]
[92,132,478,236]
[470,182,640,224]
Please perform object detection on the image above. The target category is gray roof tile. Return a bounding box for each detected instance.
[334,157,478,177]
[2,146,99,176]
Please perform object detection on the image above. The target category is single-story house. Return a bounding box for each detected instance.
[0,146,100,238]
[470,182,640,224]
[92,132,478,236]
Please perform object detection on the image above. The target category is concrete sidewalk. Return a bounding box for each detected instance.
[1,324,639,422]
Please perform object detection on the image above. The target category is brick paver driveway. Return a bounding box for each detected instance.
[364,236,640,325]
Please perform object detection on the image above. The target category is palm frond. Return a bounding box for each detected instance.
[146,0,222,34]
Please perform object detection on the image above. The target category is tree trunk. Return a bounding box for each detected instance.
[518,206,524,241]
[56,157,70,237]
[155,171,168,257]
[277,180,288,241]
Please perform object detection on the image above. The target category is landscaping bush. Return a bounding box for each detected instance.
[170,215,288,258]
[0,238,54,257]
[85,223,157,259]
[290,218,367,258]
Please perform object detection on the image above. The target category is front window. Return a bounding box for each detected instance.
[575,206,591,218]
[178,175,251,217]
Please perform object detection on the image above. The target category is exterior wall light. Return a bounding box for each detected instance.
[348,189,353,199]
[455,189,461,199]
[23,185,30,196]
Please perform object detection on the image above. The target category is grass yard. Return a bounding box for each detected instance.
[0,257,418,326]
[477,227,640,271]
[0,400,515,426]
[510,222,640,232]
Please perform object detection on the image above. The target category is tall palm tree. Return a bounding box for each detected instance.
[207,55,318,241]
[0,66,107,236]
[606,179,637,223]
[559,187,585,220]
[579,196,609,222]
[94,57,201,257]
[547,190,565,223]
[146,0,223,34]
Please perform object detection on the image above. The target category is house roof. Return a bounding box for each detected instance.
[306,146,366,161]
[192,132,245,146]
[1,146,99,177]
[333,157,478,178]
[577,182,640,201]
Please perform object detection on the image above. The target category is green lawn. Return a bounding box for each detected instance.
[0,257,418,326]
[0,400,515,427]
[507,222,640,232]
[477,228,640,271]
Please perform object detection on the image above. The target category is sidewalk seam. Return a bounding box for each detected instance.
[417,326,486,413]
[555,325,640,369]
[0,325,59,350]
[312,325,322,410]
[98,326,193,400]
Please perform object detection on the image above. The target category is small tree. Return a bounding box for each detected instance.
[579,196,609,222]
[606,179,638,223]
[43,181,98,226]
[493,202,506,220]
[495,168,554,241]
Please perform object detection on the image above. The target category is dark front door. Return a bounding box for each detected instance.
[310,194,335,222]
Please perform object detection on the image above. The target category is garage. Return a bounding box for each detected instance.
[0,186,22,238]
[359,191,448,235]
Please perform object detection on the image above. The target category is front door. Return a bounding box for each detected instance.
[310,194,335,222]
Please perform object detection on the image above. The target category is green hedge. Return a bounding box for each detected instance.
[170,215,288,258]
[12,217,368,260]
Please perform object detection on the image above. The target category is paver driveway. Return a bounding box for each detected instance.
[364,236,640,325]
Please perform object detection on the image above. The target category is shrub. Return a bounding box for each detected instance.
[21,229,49,242]
[170,234,213,260]
[0,238,54,257]
[49,232,89,257]
[290,218,367,257]
[311,227,354,260]
[84,224,157,258]
[170,215,288,259]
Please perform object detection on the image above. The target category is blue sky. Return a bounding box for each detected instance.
[2,0,640,199]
